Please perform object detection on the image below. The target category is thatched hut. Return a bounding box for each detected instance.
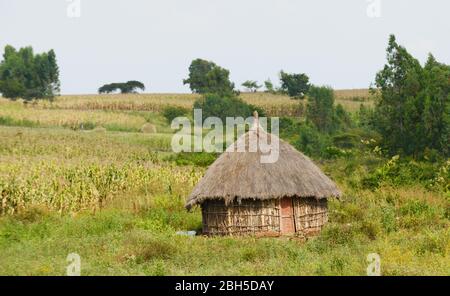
[186,113,341,237]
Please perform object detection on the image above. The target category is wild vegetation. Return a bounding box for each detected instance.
[0,35,448,275]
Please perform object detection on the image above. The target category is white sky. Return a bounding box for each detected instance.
[0,0,449,94]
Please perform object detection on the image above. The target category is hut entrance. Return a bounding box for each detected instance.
[280,197,295,234]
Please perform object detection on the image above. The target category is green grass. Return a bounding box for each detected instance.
[0,92,448,276]
[0,188,448,275]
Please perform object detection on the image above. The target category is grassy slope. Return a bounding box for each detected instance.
[0,91,448,275]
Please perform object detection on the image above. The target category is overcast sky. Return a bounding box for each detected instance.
[0,0,449,94]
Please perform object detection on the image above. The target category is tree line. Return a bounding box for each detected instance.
[0,35,448,158]
[181,36,449,159]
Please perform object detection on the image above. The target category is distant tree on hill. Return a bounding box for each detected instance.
[0,45,60,100]
[280,71,310,99]
[98,81,145,94]
[183,59,236,96]
[242,80,261,92]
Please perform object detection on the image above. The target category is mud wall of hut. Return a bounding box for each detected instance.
[201,197,328,236]
[293,198,328,236]
[201,200,281,236]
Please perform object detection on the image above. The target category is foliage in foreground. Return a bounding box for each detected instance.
[0,159,448,275]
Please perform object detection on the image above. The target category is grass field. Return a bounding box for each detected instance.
[0,90,448,276]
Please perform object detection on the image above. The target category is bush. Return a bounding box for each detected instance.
[415,230,449,256]
[294,123,331,157]
[165,152,218,167]
[162,106,189,123]
[193,93,265,123]
[362,157,444,189]
[332,133,360,149]
[0,116,37,128]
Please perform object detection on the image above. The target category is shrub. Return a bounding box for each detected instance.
[162,106,189,123]
[415,230,449,256]
[165,152,218,167]
[294,123,331,157]
[193,93,265,123]
[318,224,357,246]
[398,199,443,229]
[360,220,381,240]
[361,155,446,190]
[332,133,361,149]
[381,206,397,233]
[0,116,37,128]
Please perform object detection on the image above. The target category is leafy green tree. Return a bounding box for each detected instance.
[183,59,235,96]
[280,71,310,99]
[306,85,335,132]
[421,54,450,156]
[0,45,60,100]
[373,35,449,157]
[98,81,145,94]
[242,80,261,92]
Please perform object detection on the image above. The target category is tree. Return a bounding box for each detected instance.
[373,35,449,157]
[0,45,60,100]
[183,59,235,96]
[98,81,145,94]
[242,80,261,92]
[421,54,450,156]
[279,71,310,99]
[119,80,145,93]
[264,79,275,93]
[306,85,335,132]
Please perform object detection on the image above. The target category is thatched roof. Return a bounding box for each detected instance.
[186,116,341,210]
